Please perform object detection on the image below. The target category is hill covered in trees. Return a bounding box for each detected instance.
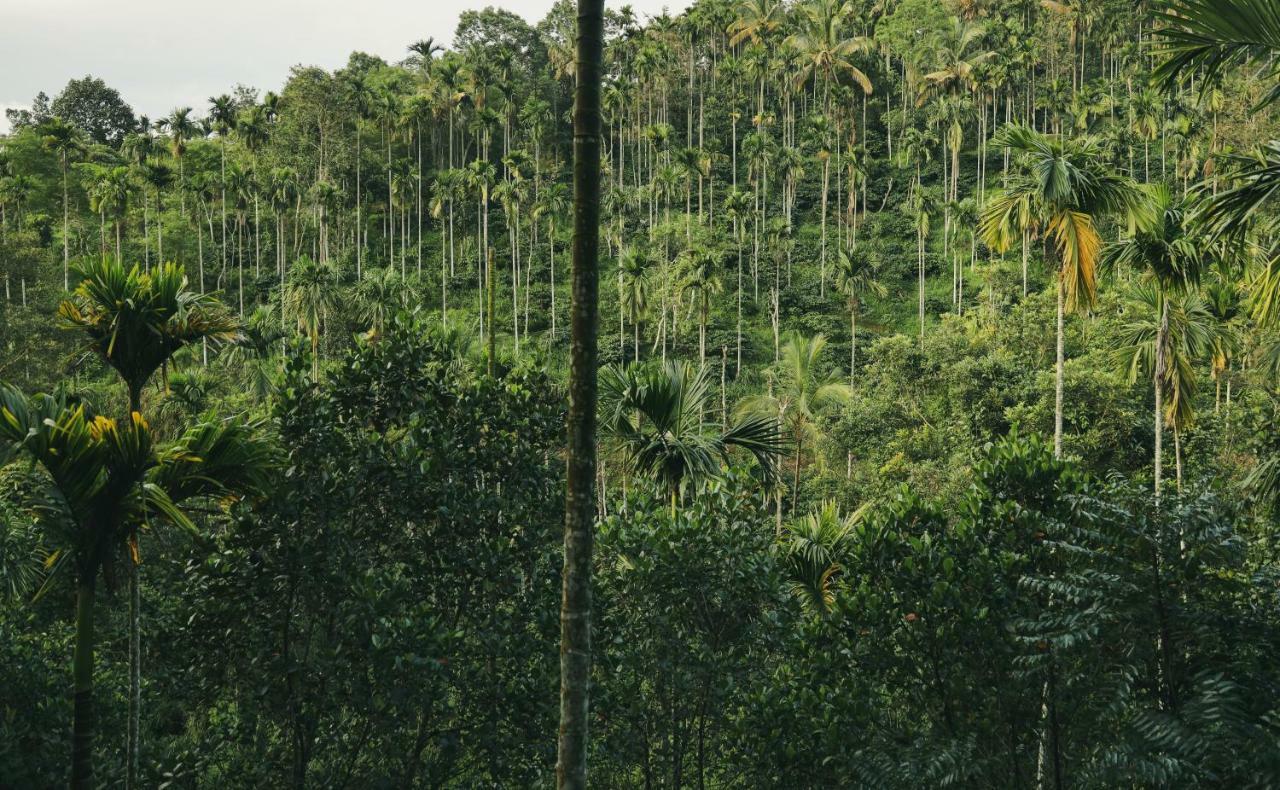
[3,0,1280,786]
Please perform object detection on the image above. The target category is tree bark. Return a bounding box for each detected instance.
[1054,273,1065,459]
[71,577,96,790]
[126,383,142,790]
[1154,296,1169,501]
[557,0,604,785]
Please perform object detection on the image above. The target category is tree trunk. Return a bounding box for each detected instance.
[126,383,142,790]
[1054,272,1065,459]
[71,577,96,790]
[557,0,604,785]
[1154,296,1169,500]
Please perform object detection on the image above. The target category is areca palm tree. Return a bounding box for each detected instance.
[283,255,343,380]
[237,105,270,280]
[1155,1,1280,238]
[724,188,751,374]
[59,257,240,787]
[138,161,175,265]
[535,182,569,340]
[1102,187,1207,497]
[681,244,723,364]
[619,246,651,362]
[357,266,413,333]
[980,124,1147,457]
[834,246,886,383]
[0,385,271,790]
[466,158,496,339]
[1114,282,1216,493]
[159,107,197,214]
[558,2,606,781]
[41,117,86,289]
[601,360,783,512]
[208,95,238,287]
[267,167,298,286]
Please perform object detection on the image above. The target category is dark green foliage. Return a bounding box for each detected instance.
[156,315,565,785]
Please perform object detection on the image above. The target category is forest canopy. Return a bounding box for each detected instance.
[3,0,1280,787]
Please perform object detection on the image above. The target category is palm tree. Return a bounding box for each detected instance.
[408,37,444,73]
[466,158,496,340]
[208,94,238,290]
[834,246,886,384]
[909,187,938,347]
[0,385,271,790]
[267,167,298,286]
[283,255,343,381]
[1155,1,1280,238]
[138,161,175,265]
[785,0,874,125]
[558,0,605,783]
[58,257,241,788]
[784,501,865,616]
[237,105,270,280]
[600,360,783,511]
[357,266,412,333]
[739,331,851,525]
[723,188,751,374]
[41,117,85,289]
[681,244,724,364]
[535,182,570,340]
[980,124,1147,457]
[619,246,651,362]
[1114,282,1215,494]
[1102,187,1207,497]
[160,107,197,217]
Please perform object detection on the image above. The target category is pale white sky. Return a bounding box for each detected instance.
[1,0,687,134]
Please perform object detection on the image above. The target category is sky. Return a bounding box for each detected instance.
[1,0,689,134]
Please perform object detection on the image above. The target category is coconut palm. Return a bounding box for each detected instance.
[601,360,783,512]
[739,331,851,515]
[0,385,271,790]
[786,0,874,114]
[980,124,1147,457]
[784,501,865,616]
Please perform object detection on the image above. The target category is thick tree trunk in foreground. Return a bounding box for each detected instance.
[557,0,604,786]
[71,578,96,790]
[127,383,142,790]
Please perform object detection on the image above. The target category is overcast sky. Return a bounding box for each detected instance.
[2,0,688,134]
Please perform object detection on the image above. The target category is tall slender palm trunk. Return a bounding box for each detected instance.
[126,383,142,790]
[1054,275,1065,459]
[71,578,96,790]
[558,0,604,785]
[1154,297,1169,500]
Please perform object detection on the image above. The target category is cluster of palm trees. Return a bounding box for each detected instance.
[2,258,273,788]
